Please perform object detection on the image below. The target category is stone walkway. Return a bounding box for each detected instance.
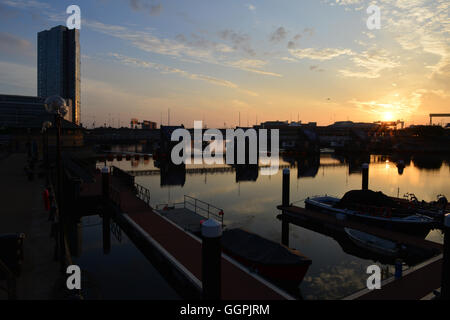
[0,153,62,299]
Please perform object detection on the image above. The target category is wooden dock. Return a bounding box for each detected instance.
[277,205,444,300]
[155,208,205,234]
[344,254,442,300]
[79,170,294,300]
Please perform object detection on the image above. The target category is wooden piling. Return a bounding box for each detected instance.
[362,163,369,190]
[281,168,290,247]
[441,214,450,300]
[102,167,111,254]
[201,219,222,300]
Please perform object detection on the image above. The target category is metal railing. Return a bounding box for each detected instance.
[183,195,224,225]
[135,183,151,206]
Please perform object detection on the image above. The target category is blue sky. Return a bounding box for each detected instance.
[0,0,449,127]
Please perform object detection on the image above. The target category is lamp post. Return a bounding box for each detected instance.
[44,96,68,270]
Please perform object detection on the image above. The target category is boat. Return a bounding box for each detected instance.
[344,228,400,257]
[397,193,449,220]
[305,190,435,237]
[221,228,311,286]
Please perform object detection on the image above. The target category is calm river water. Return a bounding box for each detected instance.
[90,149,449,299]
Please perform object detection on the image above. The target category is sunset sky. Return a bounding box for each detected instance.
[0,0,448,128]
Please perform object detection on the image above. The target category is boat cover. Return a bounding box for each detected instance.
[221,228,311,265]
[334,190,400,209]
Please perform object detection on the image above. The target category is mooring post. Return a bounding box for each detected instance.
[362,163,369,190]
[201,219,222,300]
[102,166,110,200]
[441,214,450,300]
[282,168,290,247]
[101,166,111,254]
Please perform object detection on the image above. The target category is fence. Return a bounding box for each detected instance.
[155,196,224,225]
[184,195,224,226]
[135,183,151,206]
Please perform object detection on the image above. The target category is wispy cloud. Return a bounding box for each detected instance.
[339,49,400,78]
[218,29,255,56]
[109,53,258,96]
[226,59,282,77]
[0,31,33,55]
[128,0,163,16]
[327,0,449,83]
[289,48,354,60]
[2,0,50,9]
[269,27,288,43]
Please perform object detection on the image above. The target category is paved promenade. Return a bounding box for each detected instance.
[0,153,62,299]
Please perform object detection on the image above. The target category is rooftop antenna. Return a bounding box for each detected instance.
[239,112,241,127]
[160,111,162,128]
[168,108,170,126]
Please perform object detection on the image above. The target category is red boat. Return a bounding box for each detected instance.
[221,228,311,286]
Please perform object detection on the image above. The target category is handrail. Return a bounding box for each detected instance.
[134,183,151,206]
[183,195,224,225]
[47,181,73,271]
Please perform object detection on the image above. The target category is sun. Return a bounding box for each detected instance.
[382,111,394,121]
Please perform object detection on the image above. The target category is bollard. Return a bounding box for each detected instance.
[394,258,402,279]
[362,163,369,190]
[101,167,109,200]
[201,219,222,300]
[282,168,290,207]
[101,166,111,254]
[281,168,290,247]
[441,214,450,300]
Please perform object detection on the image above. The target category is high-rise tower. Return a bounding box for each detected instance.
[38,25,80,125]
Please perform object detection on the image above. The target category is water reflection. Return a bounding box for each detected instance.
[66,215,180,299]
[104,151,449,299]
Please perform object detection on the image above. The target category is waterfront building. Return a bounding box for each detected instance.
[0,94,72,128]
[38,25,80,125]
